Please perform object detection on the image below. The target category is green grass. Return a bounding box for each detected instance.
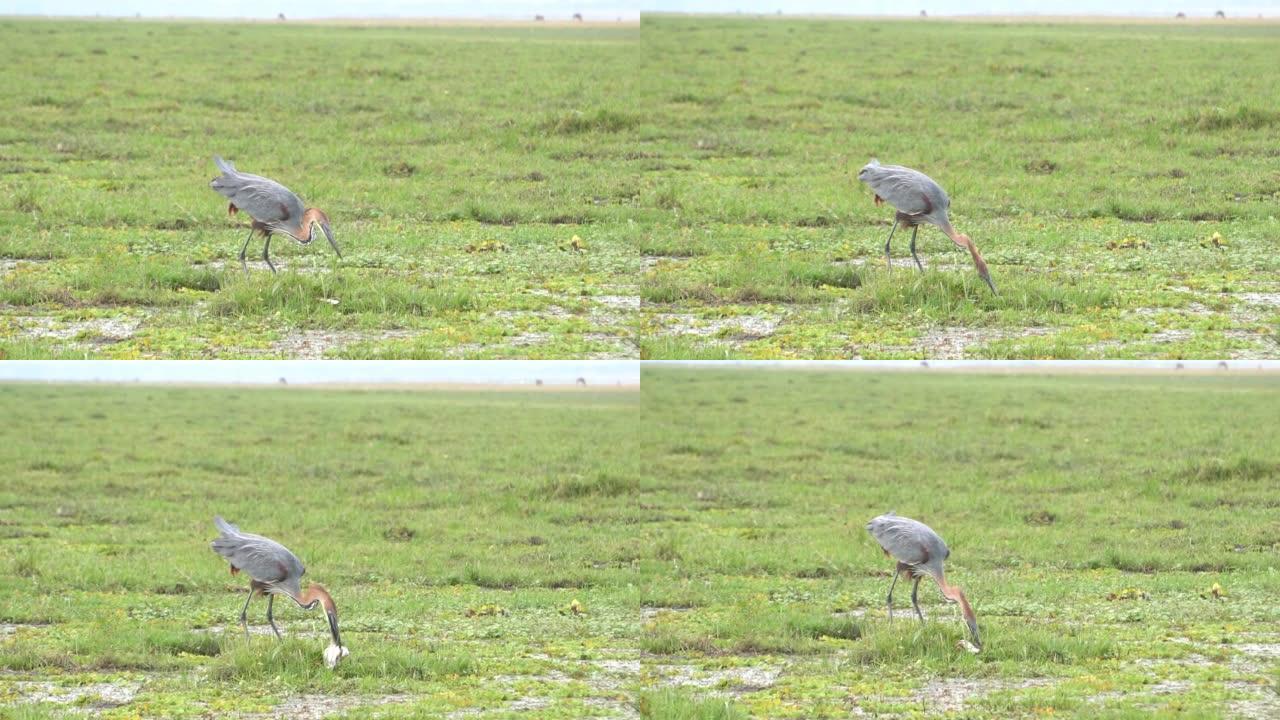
[0,18,639,359]
[5,372,1277,717]
[0,383,639,717]
[638,17,1280,359]
[632,367,1280,718]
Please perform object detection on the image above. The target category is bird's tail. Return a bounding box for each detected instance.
[214,515,240,535]
[213,155,236,174]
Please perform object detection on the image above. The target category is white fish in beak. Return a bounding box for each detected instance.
[324,643,350,669]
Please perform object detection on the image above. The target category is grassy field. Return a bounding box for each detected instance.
[634,367,1280,718]
[0,19,639,359]
[0,383,641,718]
[637,17,1280,359]
[3,371,1278,718]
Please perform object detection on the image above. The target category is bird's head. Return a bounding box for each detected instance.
[301,583,342,648]
[302,208,342,259]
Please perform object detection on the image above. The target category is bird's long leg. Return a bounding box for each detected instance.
[909,226,924,272]
[238,228,255,275]
[262,591,280,635]
[262,233,276,274]
[884,219,900,271]
[886,567,901,620]
[238,587,255,640]
[911,575,925,623]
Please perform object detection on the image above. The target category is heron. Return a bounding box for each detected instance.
[866,512,981,648]
[857,159,996,294]
[209,156,341,274]
[210,516,343,655]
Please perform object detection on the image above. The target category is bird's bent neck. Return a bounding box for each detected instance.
[297,583,336,614]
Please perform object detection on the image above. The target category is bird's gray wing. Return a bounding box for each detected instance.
[866,514,931,566]
[211,523,296,584]
[210,164,303,224]
[858,163,937,216]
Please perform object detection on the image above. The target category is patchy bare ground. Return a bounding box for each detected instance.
[243,693,412,720]
[6,314,146,344]
[651,312,781,341]
[8,680,140,708]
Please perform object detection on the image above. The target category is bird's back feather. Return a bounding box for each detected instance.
[210,516,304,595]
[210,157,304,230]
[858,161,950,219]
[866,512,950,573]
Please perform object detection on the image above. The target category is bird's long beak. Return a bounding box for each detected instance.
[326,608,342,647]
[966,615,982,649]
[321,223,341,259]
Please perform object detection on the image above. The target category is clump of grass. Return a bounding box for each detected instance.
[637,689,747,720]
[212,639,473,684]
[383,161,416,178]
[541,472,638,498]
[847,621,1115,669]
[644,607,861,656]
[1175,457,1278,483]
[209,273,477,320]
[1184,106,1280,131]
[541,109,639,135]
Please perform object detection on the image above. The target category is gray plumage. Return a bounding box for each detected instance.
[866,511,982,648]
[210,156,305,233]
[209,155,341,273]
[866,511,950,577]
[211,516,305,600]
[857,159,953,229]
[857,159,996,294]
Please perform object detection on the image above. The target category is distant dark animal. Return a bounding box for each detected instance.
[536,379,544,386]
[573,12,583,21]
[1215,10,1226,18]
[535,14,545,21]
[576,377,587,386]
[278,13,286,21]
[210,156,341,274]
[867,512,981,648]
[1176,12,1185,18]
[920,10,927,17]
[210,517,343,658]
[1218,361,1229,370]
[858,159,996,293]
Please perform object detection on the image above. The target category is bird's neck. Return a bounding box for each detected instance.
[297,584,336,614]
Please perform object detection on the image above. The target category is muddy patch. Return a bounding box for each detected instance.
[653,312,780,341]
[593,295,640,311]
[258,329,416,359]
[1236,293,1280,310]
[905,326,1052,359]
[0,622,51,636]
[244,693,411,720]
[651,662,784,695]
[1,258,54,276]
[9,314,144,344]
[902,678,1056,714]
[8,680,140,708]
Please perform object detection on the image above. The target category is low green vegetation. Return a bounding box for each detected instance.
[638,17,1280,358]
[0,19,639,358]
[634,367,1280,717]
[0,384,640,717]
[4,371,1278,717]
